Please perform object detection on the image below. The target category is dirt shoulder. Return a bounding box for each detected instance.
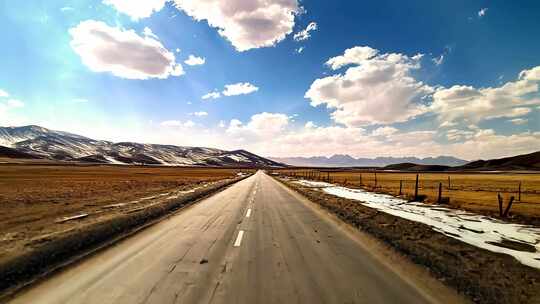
[277,177,540,304]
[0,166,248,299]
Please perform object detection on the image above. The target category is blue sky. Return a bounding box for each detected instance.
[0,0,539,159]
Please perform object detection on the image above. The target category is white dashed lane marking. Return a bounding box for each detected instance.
[234,230,245,247]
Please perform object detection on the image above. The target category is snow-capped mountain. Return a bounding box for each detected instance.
[0,125,285,167]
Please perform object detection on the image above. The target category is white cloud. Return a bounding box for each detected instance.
[160,120,195,128]
[6,99,24,108]
[446,129,474,141]
[0,89,9,98]
[143,27,159,39]
[217,113,540,160]
[325,46,379,70]
[371,126,398,137]
[202,91,221,100]
[432,54,444,66]
[295,46,304,54]
[172,0,300,51]
[293,22,317,41]
[440,121,458,128]
[69,20,184,80]
[227,112,289,142]
[60,7,74,12]
[160,120,183,127]
[305,121,316,128]
[478,8,488,18]
[184,54,206,66]
[103,0,168,20]
[191,111,208,117]
[509,118,528,125]
[222,82,259,96]
[306,46,432,126]
[0,97,26,127]
[430,66,540,123]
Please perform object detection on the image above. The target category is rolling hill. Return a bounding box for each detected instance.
[383,151,540,171]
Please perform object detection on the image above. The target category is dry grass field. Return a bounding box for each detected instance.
[274,169,540,224]
[0,164,246,260]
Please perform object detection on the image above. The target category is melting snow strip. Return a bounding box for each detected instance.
[294,179,540,270]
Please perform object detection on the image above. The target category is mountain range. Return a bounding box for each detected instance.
[0,125,284,167]
[269,154,469,167]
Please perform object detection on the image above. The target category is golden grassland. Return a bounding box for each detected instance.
[274,169,540,222]
[0,164,248,259]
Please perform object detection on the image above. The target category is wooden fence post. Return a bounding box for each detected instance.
[414,174,419,200]
[437,182,442,204]
[518,182,522,201]
[374,172,378,189]
[498,193,503,217]
[448,176,451,190]
[503,196,515,218]
[399,180,402,196]
[359,173,362,186]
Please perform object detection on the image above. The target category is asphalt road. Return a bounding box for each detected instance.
[10,171,445,304]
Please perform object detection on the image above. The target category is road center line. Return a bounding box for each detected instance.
[233,230,245,247]
[246,208,252,218]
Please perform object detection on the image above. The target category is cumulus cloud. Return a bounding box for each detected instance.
[325,46,380,70]
[509,118,528,125]
[371,126,399,137]
[432,54,444,66]
[293,22,317,41]
[191,111,208,117]
[295,46,304,54]
[143,27,159,39]
[69,21,184,80]
[0,89,9,98]
[223,82,259,96]
[216,113,540,160]
[184,54,206,66]
[446,129,474,141]
[226,112,289,142]
[160,120,195,128]
[305,46,432,126]
[172,0,300,51]
[103,0,168,20]
[0,96,26,127]
[430,66,540,123]
[202,91,221,100]
[478,8,488,18]
[202,82,258,100]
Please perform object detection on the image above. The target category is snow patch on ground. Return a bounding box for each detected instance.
[294,180,540,269]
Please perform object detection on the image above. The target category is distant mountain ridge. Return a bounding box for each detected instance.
[270,154,468,167]
[0,125,285,167]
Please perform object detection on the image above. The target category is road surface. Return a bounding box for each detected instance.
[10,171,450,304]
